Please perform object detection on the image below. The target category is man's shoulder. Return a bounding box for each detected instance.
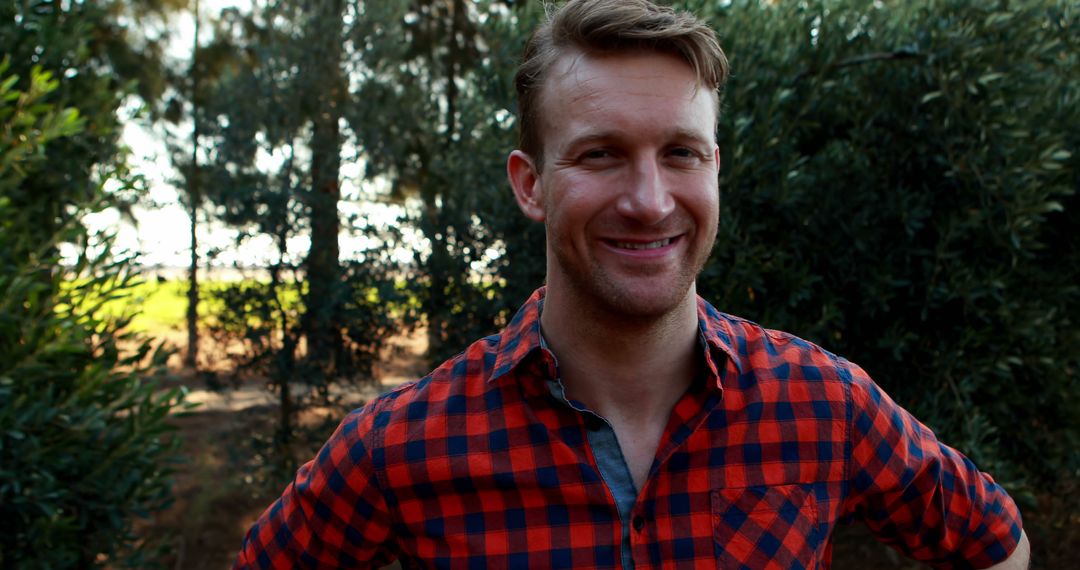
[698,298,859,386]
[352,331,514,422]
[345,288,547,433]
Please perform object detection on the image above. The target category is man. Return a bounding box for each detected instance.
[236,1,1029,568]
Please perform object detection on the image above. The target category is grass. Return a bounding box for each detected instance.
[124,279,190,332]
[95,278,301,333]
[56,277,188,333]
[88,278,204,333]
[92,276,409,334]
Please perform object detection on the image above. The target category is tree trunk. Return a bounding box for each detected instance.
[422,0,467,363]
[303,0,344,377]
[184,0,201,369]
[185,202,199,368]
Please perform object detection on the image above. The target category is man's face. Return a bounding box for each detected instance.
[510,50,720,319]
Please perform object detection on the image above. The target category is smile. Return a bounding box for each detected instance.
[612,238,673,250]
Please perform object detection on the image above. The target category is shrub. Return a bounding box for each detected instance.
[0,63,187,569]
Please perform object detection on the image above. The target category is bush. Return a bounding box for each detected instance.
[0,64,187,569]
[204,254,404,467]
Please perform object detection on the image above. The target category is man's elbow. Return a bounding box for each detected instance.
[985,529,1030,570]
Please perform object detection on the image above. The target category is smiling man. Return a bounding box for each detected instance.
[235,1,1029,568]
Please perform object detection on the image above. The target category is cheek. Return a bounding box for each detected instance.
[685,183,720,218]
[545,179,607,224]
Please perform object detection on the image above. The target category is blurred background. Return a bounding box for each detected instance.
[1,0,1076,568]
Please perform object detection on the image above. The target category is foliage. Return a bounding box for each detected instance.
[0,0,181,260]
[349,0,543,363]
[204,257,406,450]
[195,0,359,377]
[0,64,187,569]
[0,60,83,191]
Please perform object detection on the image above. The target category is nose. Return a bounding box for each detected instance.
[616,157,675,225]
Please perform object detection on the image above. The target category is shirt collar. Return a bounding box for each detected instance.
[490,287,549,383]
[489,286,744,389]
[695,295,745,381]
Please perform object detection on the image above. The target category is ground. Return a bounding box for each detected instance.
[140,327,429,569]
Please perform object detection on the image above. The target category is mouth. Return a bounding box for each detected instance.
[611,238,673,250]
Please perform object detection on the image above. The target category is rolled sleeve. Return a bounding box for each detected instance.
[842,361,1022,569]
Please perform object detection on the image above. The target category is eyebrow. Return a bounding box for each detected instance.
[564,127,715,151]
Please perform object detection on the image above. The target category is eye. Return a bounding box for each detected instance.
[668,147,699,159]
[666,146,706,166]
[581,148,612,161]
[576,148,621,167]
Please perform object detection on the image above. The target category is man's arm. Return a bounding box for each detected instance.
[843,362,1026,568]
[986,530,1029,570]
[235,406,395,568]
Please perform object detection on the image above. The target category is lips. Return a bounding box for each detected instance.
[600,234,684,255]
[613,238,672,250]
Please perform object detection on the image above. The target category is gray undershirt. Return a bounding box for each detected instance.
[540,335,639,569]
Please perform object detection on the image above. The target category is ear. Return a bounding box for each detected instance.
[507,150,545,222]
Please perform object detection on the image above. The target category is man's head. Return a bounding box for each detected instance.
[514,0,729,170]
[507,1,730,321]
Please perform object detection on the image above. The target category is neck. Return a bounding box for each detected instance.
[540,284,700,425]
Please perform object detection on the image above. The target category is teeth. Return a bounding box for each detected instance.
[616,238,671,250]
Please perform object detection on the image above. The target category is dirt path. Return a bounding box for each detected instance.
[141,329,429,569]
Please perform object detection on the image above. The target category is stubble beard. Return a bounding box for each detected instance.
[550,235,715,323]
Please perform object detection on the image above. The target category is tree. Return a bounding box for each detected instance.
[0,0,183,265]
[684,0,1079,487]
[303,0,348,374]
[185,0,204,369]
[0,3,193,566]
[0,60,187,570]
[195,1,406,448]
[349,0,541,363]
[199,0,354,378]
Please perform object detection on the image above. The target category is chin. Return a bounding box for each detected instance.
[586,279,697,322]
[550,248,707,322]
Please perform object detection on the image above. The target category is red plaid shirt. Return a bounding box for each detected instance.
[236,287,1022,569]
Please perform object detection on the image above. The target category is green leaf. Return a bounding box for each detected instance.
[977,72,1005,85]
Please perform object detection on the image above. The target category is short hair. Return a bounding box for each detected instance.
[514,0,730,168]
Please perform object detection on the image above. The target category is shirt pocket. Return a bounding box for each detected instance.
[711,484,820,570]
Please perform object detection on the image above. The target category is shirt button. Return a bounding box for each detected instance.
[632,515,645,532]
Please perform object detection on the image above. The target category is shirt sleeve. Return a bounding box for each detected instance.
[842,360,1023,569]
[234,402,396,569]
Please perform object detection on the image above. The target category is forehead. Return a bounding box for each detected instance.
[537,50,718,146]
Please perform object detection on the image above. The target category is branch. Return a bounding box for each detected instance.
[793,49,922,83]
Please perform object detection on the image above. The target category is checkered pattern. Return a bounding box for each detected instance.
[235,287,1022,569]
